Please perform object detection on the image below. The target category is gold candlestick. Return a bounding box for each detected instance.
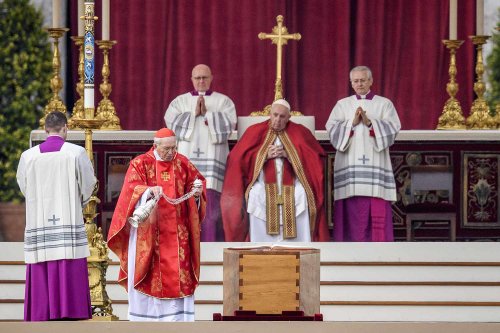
[466,35,495,129]
[96,40,122,130]
[68,36,85,129]
[437,40,466,130]
[75,1,117,320]
[40,28,70,128]
[73,114,118,320]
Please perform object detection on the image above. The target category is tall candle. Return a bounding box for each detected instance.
[52,0,61,27]
[449,0,457,40]
[102,0,110,40]
[78,0,84,36]
[476,0,484,35]
[84,0,95,110]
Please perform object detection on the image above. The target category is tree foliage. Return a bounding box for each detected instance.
[0,0,52,202]
[486,8,500,113]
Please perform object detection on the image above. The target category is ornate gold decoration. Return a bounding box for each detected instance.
[265,183,280,235]
[282,184,296,238]
[68,36,85,129]
[73,115,118,320]
[405,152,422,166]
[253,15,302,116]
[466,35,495,129]
[96,40,122,130]
[40,28,69,128]
[264,182,297,238]
[161,171,170,181]
[463,154,499,227]
[437,40,466,129]
[396,170,412,206]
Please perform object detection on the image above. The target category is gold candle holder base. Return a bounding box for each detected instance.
[68,36,85,129]
[96,40,122,130]
[466,35,495,129]
[40,28,70,128]
[437,40,466,130]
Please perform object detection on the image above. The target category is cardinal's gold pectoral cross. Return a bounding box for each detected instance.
[258,15,301,101]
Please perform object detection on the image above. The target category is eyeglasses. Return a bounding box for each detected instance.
[192,76,210,81]
[157,146,176,153]
[351,79,369,84]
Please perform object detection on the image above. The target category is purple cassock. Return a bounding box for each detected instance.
[200,189,225,241]
[333,196,394,242]
[24,135,92,321]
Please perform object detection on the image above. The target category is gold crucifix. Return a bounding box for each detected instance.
[258,15,301,102]
[161,171,170,181]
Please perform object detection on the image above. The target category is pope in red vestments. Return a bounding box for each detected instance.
[108,128,206,304]
[221,100,330,242]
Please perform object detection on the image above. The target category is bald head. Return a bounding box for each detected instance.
[191,64,213,92]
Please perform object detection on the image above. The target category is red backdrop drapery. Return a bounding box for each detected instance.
[68,0,477,130]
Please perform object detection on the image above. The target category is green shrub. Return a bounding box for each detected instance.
[0,0,52,202]
[486,8,500,114]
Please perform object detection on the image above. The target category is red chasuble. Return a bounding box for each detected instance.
[221,120,329,241]
[107,148,206,299]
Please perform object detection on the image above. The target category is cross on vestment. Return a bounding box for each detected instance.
[48,214,60,225]
[192,148,205,158]
[358,155,370,164]
[161,171,170,181]
[258,15,301,101]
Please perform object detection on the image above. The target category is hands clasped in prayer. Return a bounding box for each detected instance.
[195,95,207,117]
[267,144,288,160]
[352,107,372,127]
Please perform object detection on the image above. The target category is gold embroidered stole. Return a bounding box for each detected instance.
[264,158,296,238]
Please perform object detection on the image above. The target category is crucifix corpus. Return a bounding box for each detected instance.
[253,15,301,116]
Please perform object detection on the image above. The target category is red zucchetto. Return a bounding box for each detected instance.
[155,128,175,138]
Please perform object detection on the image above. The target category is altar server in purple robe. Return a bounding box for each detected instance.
[164,64,237,241]
[326,66,401,241]
[16,111,96,321]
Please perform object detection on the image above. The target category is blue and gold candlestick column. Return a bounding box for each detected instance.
[72,0,117,320]
[83,0,97,122]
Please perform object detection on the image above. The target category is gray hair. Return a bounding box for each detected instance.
[153,136,176,146]
[350,66,373,80]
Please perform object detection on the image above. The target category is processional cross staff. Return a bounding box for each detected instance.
[258,15,301,102]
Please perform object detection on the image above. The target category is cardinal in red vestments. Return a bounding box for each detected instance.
[107,128,206,321]
[221,99,330,242]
